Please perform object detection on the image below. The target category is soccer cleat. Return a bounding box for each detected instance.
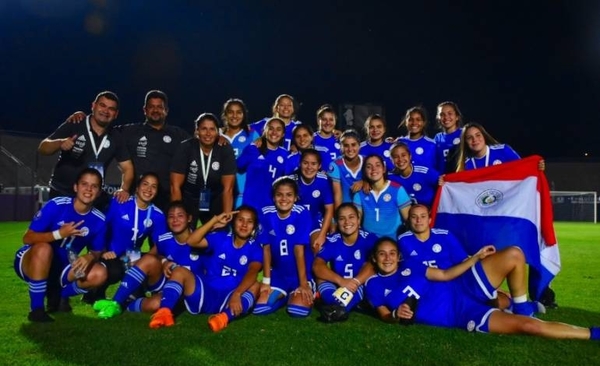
[317,304,349,323]
[149,307,174,329]
[512,301,536,317]
[98,302,122,319]
[93,299,116,312]
[57,298,72,312]
[208,312,229,333]
[28,308,55,323]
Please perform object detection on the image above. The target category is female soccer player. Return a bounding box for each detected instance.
[455,122,520,171]
[219,98,260,208]
[313,104,341,164]
[289,149,334,253]
[237,117,288,211]
[313,203,377,316]
[15,168,108,322]
[93,201,203,319]
[328,129,364,209]
[434,101,464,173]
[388,142,440,207]
[360,114,393,170]
[253,177,314,317]
[92,172,167,301]
[284,124,330,175]
[171,112,237,227]
[250,94,301,151]
[396,106,438,169]
[353,155,412,238]
[149,206,262,332]
[366,238,600,340]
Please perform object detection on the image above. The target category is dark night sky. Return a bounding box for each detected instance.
[1,0,599,159]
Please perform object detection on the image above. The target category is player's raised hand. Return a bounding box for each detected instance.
[60,220,86,237]
[213,211,238,229]
[60,135,78,151]
[65,111,86,123]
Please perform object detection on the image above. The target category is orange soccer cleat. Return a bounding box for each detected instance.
[208,312,229,332]
[149,307,175,329]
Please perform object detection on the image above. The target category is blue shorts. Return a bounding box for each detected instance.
[453,295,498,333]
[184,275,235,315]
[14,245,70,286]
[459,261,497,302]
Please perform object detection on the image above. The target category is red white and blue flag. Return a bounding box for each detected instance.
[431,155,560,300]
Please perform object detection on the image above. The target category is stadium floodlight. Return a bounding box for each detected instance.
[550,191,597,223]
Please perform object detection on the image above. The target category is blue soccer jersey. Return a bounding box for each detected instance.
[397,228,469,269]
[202,231,263,292]
[221,128,260,208]
[258,205,312,281]
[388,165,440,207]
[360,141,393,171]
[26,197,106,254]
[399,135,438,169]
[464,144,520,170]
[156,232,203,274]
[250,118,301,151]
[353,181,411,238]
[313,133,340,164]
[292,172,334,232]
[327,156,363,204]
[317,229,377,278]
[237,144,288,210]
[434,128,462,172]
[105,197,167,256]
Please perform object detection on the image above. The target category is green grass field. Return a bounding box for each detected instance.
[2,222,600,366]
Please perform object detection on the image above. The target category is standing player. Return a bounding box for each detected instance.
[313,203,377,318]
[149,207,262,332]
[38,91,134,210]
[396,106,438,169]
[434,101,464,173]
[366,238,600,341]
[455,122,520,171]
[253,177,314,317]
[237,117,288,211]
[313,104,341,164]
[388,142,440,207]
[14,168,108,322]
[250,94,301,151]
[353,155,411,238]
[328,129,364,209]
[360,114,393,170]
[219,98,259,208]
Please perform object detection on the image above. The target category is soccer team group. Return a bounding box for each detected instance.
[14,90,600,341]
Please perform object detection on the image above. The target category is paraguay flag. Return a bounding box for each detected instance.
[431,155,559,300]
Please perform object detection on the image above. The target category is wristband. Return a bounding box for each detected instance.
[391,308,398,319]
[161,258,168,265]
[351,278,361,285]
[52,230,62,241]
[262,277,271,285]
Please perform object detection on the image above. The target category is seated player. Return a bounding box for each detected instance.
[149,206,262,332]
[313,203,377,319]
[253,177,315,317]
[93,201,202,318]
[366,238,600,341]
[14,168,108,322]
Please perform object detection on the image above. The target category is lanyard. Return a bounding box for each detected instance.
[199,147,213,187]
[470,145,490,169]
[131,200,153,246]
[86,115,108,160]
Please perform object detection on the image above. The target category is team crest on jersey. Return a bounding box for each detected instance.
[190,253,200,261]
[354,250,361,260]
[383,150,391,157]
[413,183,421,191]
[432,244,442,253]
[476,189,503,208]
[103,140,111,148]
[80,227,90,236]
[277,156,284,163]
[467,320,476,332]
[239,255,248,265]
[312,190,320,198]
[139,136,148,146]
[415,147,424,155]
[492,159,502,165]
[334,143,341,150]
[286,224,295,235]
[401,268,411,276]
[143,219,152,227]
[190,161,198,173]
[212,162,220,171]
[453,137,460,145]
[163,135,172,143]
[383,193,392,202]
[238,136,246,143]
